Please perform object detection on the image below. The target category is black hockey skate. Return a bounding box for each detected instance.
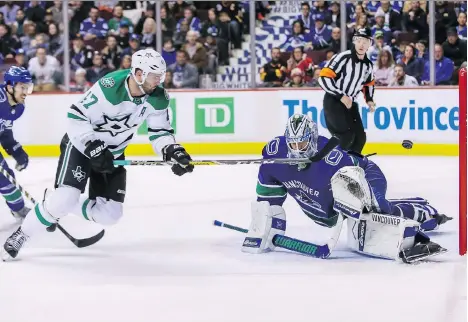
[399,240,447,264]
[11,206,31,221]
[2,227,29,260]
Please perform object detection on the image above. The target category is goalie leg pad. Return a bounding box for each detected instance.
[347,212,421,260]
[363,161,445,230]
[242,201,286,254]
[391,202,450,231]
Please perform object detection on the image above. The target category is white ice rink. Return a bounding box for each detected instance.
[0,155,466,322]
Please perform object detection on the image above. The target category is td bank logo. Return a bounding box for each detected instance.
[195,97,234,134]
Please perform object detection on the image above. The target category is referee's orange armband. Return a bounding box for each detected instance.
[319,67,336,78]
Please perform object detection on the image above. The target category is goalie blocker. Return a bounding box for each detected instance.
[242,166,447,263]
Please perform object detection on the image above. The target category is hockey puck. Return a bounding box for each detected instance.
[402,140,413,149]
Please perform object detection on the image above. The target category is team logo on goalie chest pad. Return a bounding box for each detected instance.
[72,166,86,182]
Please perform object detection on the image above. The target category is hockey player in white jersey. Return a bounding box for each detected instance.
[2,48,194,260]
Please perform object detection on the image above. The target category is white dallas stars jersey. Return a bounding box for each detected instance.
[67,69,175,158]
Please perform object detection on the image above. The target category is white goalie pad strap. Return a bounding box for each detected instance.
[331,166,372,220]
[242,201,286,254]
[347,212,420,260]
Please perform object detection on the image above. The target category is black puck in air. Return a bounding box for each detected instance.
[402,140,413,149]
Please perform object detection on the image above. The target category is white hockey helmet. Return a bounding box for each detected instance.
[131,48,166,85]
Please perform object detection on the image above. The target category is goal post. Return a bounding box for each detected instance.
[459,67,467,256]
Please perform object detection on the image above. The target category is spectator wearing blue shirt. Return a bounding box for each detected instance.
[176,7,201,33]
[372,10,393,45]
[421,44,454,85]
[311,1,331,24]
[280,20,310,52]
[297,2,314,31]
[70,33,93,71]
[0,2,20,25]
[391,1,404,13]
[345,2,356,23]
[460,1,467,14]
[306,13,332,50]
[457,12,467,39]
[79,6,109,40]
[162,38,177,67]
[366,0,381,17]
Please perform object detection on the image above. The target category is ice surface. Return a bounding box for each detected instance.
[0,156,465,322]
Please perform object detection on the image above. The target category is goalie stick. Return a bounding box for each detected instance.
[213,216,344,259]
[0,165,104,248]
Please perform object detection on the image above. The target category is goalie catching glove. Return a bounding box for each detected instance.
[162,144,194,176]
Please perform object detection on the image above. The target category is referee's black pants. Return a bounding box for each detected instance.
[323,93,366,154]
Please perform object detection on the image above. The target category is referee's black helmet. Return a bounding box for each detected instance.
[354,27,372,39]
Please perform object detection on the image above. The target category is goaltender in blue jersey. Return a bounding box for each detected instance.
[0,66,33,219]
[242,114,451,263]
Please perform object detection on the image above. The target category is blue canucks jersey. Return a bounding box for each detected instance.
[257,135,444,231]
[257,135,368,227]
[0,85,25,133]
[0,84,27,213]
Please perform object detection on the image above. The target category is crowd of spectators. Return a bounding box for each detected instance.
[0,0,272,91]
[0,1,466,91]
[261,0,467,88]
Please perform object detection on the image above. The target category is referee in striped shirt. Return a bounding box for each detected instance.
[318,27,376,154]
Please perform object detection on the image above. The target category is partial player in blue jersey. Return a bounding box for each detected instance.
[242,114,450,263]
[0,66,33,220]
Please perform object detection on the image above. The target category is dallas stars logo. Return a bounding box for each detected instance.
[95,114,133,137]
[72,166,86,182]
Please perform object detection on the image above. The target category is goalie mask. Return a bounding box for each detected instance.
[285,114,318,160]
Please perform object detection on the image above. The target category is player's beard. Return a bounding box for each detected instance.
[142,83,157,95]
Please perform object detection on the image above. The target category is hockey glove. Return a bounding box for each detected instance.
[162,144,194,176]
[11,145,28,171]
[84,140,114,174]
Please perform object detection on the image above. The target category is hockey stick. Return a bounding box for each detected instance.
[213,217,344,259]
[0,165,104,248]
[114,157,314,167]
